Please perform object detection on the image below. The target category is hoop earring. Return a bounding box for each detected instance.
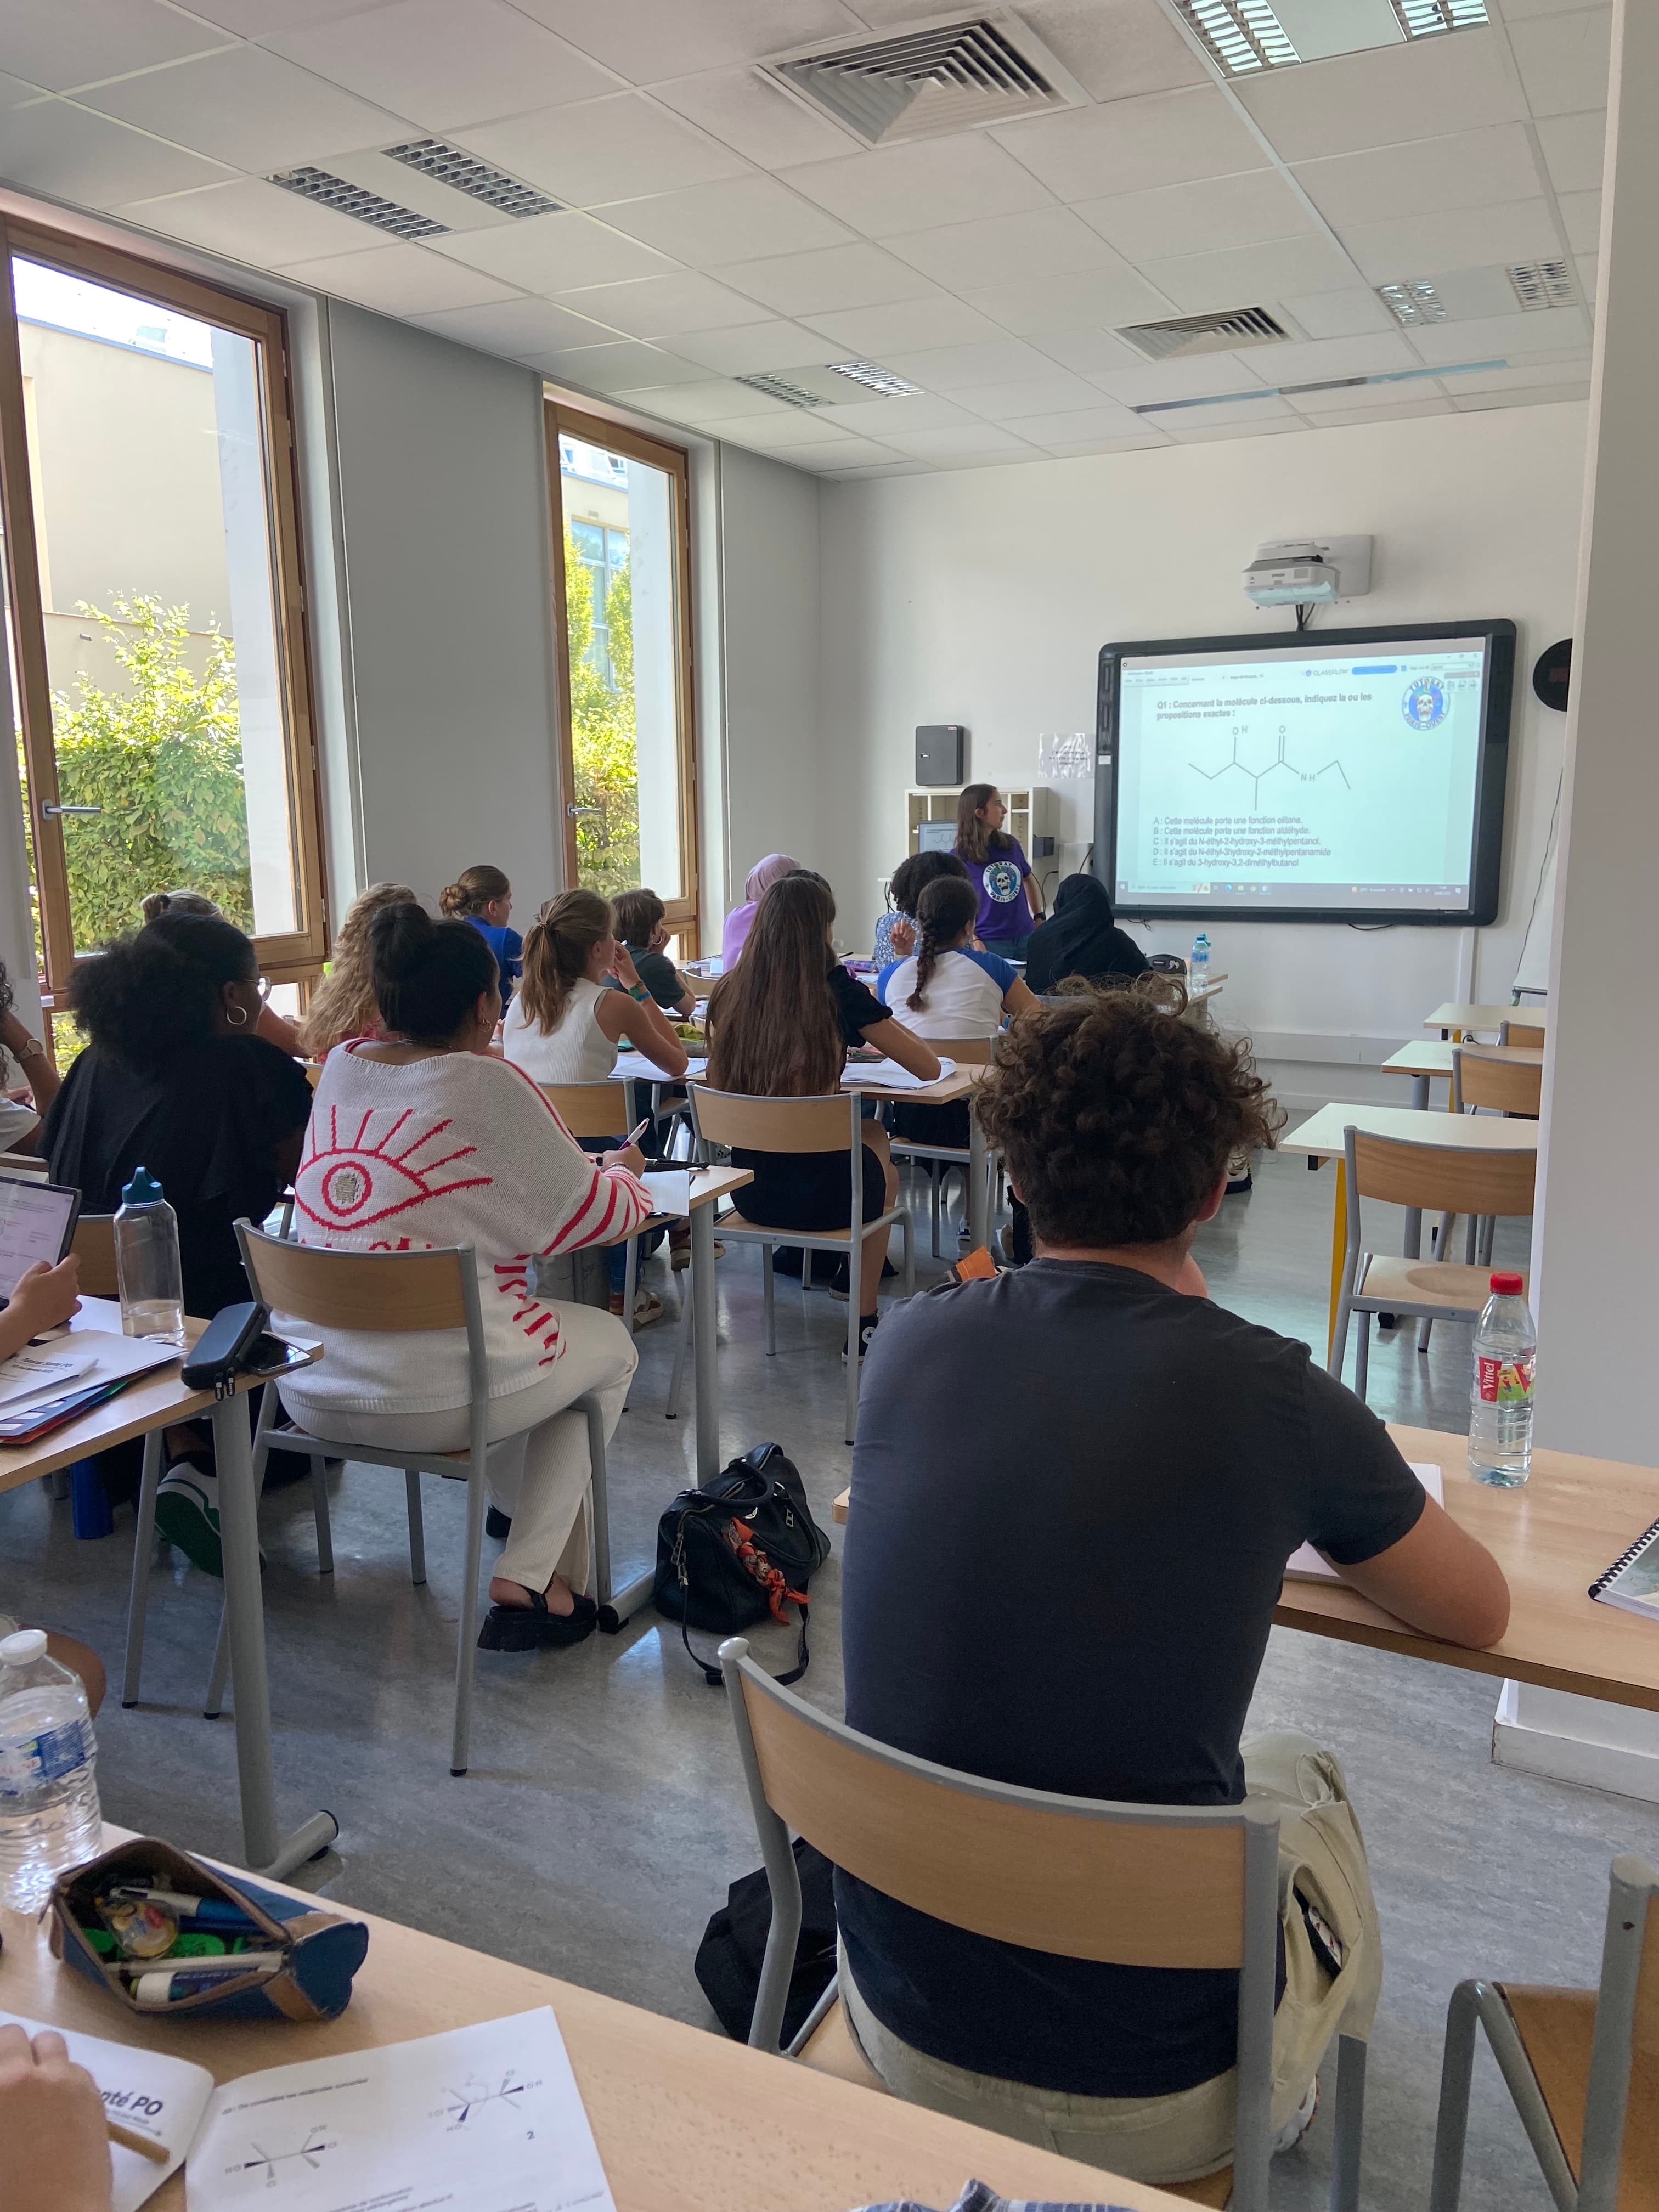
[225,1001,249,1029]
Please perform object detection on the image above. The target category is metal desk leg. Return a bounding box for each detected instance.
[1327,1158,1348,1362]
[968,1118,989,1255]
[1410,1075,1429,1111]
[208,1389,338,1878]
[1402,1072,1429,1261]
[691,1200,720,1486]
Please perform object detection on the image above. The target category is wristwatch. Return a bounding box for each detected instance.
[9,1034,45,1063]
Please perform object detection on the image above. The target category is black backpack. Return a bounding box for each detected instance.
[694,1837,837,2045]
[653,1442,832,1685]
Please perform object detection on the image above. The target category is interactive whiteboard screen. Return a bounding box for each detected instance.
[1099,622,1514,924]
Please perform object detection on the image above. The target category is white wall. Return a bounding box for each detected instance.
[819,405,1588,1104]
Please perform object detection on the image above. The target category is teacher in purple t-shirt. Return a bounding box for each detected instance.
[952,783,1042,962]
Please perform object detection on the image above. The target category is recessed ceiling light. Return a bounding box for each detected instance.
[1175,0,1486,74]
[825,360,923,396]
[268,166,448,240]
[382,139,561,221]
[1506,258,1577,311]
[1379,279,1447,326]
[735,372,831,408]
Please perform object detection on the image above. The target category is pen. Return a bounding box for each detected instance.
[621,1117,652,1149]
[106,2121,168,2165]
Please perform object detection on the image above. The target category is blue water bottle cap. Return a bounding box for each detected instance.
[121,1165,164,1206]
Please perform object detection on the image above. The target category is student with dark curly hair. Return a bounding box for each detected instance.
[871,849,969,969]
[837,977,1510,2190]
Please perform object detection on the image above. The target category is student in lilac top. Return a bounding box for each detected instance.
[721,853,797,968]
[952,785,1042,963]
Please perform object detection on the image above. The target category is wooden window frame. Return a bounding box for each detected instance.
[546,400,699,953]
[0,215,330,999]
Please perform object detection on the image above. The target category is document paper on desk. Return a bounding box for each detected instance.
[841,1056,957,1092]
[187,2007,614,2212]
[1284,1463,1443,1581]
[0,2008,214,2212]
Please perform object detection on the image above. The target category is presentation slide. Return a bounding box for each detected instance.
[1111,636,1494,917]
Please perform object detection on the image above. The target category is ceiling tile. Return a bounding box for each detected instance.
[669,319,843,373]
[555,269,775,336]
[426,209,678,290]
[1234,31,1524,162]
[510,0,863,79]
[1278,286,1398,336]
[822,459,938,478]
[415,293,624,353]
[960,264,1175,337]
[1245,331,1418,381]
[114,175,387,263]
[1162,414,1302,441]
[799,296,1005,352]
[1337,199,1562,283]
[777,137,1053,238]
[267,0,617,133]
[884,206,1133,291]
[769,435,910,469]
[1030,326,1149,375]
[0,98,234,206]
[1442,353,1593,392]
[883,423,1036,459]
[78,46,409,172]
[872,338,1060,389]
[1012,0,1209,101]
[614,377,791,422]
[1291,374,1444,411]
[455,93,748,205]
[955,369,1107,417]
[1406,304,1587,359]
[1138,234,1358,313]
[809,392,977,433]
[708,409,857,449]
[276,242,523,313]
[594,176,852,263]
[1043,430,1171,455]
[711,241,936,315]
[0,75,46,110]
[1306,396,1453,424]
[1556,188,1601,253]
[1451,383,1589,410]
[650,66,854,168]
[179,0,370,28]
[1536,109,1606,195]
[1293,125,1545,229]
[538,339,708,391]
[2,1,231,93]
[989,401,1147,443]
[1507,9,1612,116]
[1076,170,1317,261]
[1149,392,1293,427]
[1491,0,1605,17]
[990,89,1267,200]
[1088,351,1270,403]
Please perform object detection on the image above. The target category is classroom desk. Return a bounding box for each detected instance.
[0,1835,1188,2212]
[1279,1102,1539,1352]
[1380,1039,1544,1110]
[1424,1001,1549,1038]
[0,1302,335,1882]
[847,1066,989,1250]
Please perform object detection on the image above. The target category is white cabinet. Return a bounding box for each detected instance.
[905,785,1053,857]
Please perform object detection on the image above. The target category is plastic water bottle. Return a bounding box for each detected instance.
[1469,1271,1536,1487]
[1189,933,1211,992]
[114,1165,184,1345]
[0,1630,101,1909]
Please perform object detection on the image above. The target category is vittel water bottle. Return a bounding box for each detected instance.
[0,1629,101,1909]
[1189,933,1211,992]
[115,1165,184,1345]
[1469,1270,1536,1488]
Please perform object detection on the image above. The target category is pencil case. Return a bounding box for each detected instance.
[48,1835,368,2022]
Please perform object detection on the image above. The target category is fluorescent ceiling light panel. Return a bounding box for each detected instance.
[268,167,448,240]
[1379,278,1446,324]
[1175,0,1486,74]
[826,359,924,395]
[735,371,831,407]
[382,139,560,219]
[1131,357,1504,410]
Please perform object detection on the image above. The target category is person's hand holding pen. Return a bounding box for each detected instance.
[599,1117,652,1181]
[0,2025,113,2212]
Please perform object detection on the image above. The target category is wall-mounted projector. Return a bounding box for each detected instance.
[1243,537,1372,608]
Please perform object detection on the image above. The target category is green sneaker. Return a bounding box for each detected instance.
[154,1460,223,1577]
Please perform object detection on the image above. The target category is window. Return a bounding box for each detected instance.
[0,218,327,1015]
[548,403,698,944]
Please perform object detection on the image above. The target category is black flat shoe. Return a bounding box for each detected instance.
[477,1590,597,1651]
[486,1505,512,1540]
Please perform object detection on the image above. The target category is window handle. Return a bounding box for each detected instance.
[41,803,103,817]
[566,804,601,817]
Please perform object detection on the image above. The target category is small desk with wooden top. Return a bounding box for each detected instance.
[0,1832,1193,2212]
[1380,1039,1544,1112]
[844,1064,989,1248]
[1424,1001,1549,1039]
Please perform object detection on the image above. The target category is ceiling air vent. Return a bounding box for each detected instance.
[382,139,561,219]
[763,14,1087,147]
[1117,306,1290,362]
[269,166,448,239]
[736,372,831,409]
[1508,258,1577,311]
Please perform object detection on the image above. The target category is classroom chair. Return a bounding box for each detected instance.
[1429,1853,1658,2212]
[719,1635,1369,2212]
[882,1035,1000,1259]
[687,1087,913,1444]
[538,1077,661,1341]
[1447,1046,1542,1274]
[1329,1127,1536,1402]
[1500,1020,1546,1049]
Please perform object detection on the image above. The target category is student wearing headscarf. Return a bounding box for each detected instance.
[1024,875,1151,995]
[721,854,798,967]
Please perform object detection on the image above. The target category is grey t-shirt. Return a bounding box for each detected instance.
[837,1258,1426,2098]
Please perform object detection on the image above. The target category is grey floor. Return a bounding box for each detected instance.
[4,1148,1653,2210]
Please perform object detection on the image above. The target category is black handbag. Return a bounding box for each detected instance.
[654,1441,832,1685]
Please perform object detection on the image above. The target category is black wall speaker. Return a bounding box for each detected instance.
[915,724,966,785]
[1532,639,1571,711]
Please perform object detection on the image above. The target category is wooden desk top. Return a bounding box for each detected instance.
[1281,1101,1539,1158]
[0,1301,217,1499]
[844,1066,978,1107]
[1424,1001,1549,1034]
[1381,1041,1544,1079]
[0,1843,1189,2212]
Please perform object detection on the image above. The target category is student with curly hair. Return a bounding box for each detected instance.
[871,849,970,969]
[138,889,304,1053]
[295,881,418,1058]
[837,977,1510,2189]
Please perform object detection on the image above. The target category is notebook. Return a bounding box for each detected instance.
[1589,1518,1659,1620]
[1284,1463,1444,1582]
[842,1056,956,1093]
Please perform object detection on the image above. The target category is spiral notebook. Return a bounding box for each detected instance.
[1589,1518,1659,1619]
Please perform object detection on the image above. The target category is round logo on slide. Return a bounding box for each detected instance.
[983,858,1023,904]
[1402,678,1448,730]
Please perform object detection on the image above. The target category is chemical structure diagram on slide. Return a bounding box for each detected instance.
[1187,723,1351,812]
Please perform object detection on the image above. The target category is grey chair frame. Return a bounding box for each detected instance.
[881,1036,1001,1260]
[686,1086,913,1444]
[719,1636,1369,2212]
[1429,1853,1658,2212]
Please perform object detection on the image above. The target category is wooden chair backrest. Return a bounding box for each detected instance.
[539,1080,632,1142]
[690,1086,855,1155]
[1501,1021,1546,1048]
[71,1215,119,1299]
[731,1659,1250,1969]
[0,1150,48,1176]
[1454,1047,1543,1119]
[239,1225,471,1333]
[1350,1128,1536,1219]
[923,1035,1000,1065]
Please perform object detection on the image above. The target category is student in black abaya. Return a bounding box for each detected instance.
[1023,874,1151,995]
